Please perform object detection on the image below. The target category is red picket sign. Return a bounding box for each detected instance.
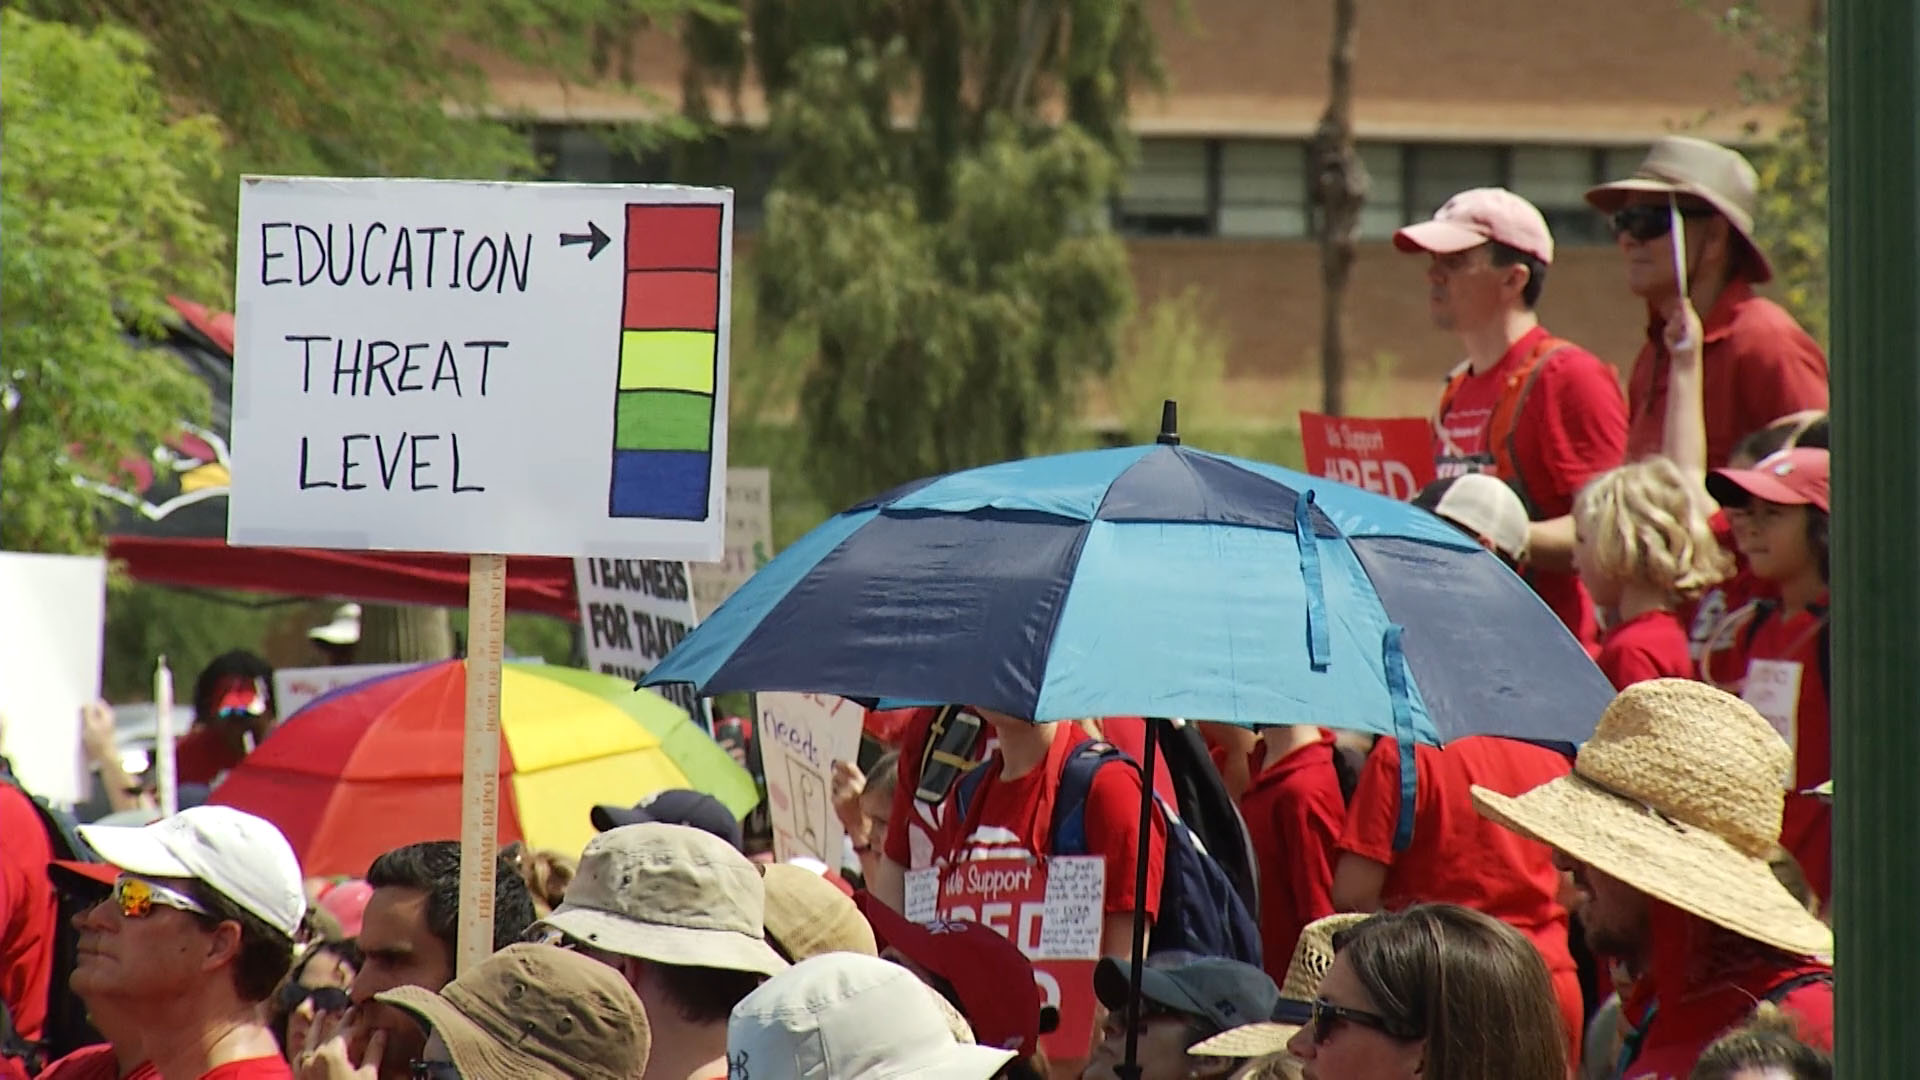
[1298,412,1437,500]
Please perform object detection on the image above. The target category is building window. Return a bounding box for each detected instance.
[1407,144,1505,222]
[1219,140,1308,238]
[1356,143,1406,240]
[1512,146,1607,245]
[1116,139,1212,236]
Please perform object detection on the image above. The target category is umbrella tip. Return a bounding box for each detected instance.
[1156,400,1180,446]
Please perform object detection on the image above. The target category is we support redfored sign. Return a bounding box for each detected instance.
[1298,412,1436,500]
[905,855,1104,1060]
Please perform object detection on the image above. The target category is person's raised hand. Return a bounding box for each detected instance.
[1662,296,1704,364]
[81,700,117,762]
[831,759,869,839]
[297,1009,382,1080]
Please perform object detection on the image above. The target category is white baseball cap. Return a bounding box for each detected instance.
[1416,473,1531,563]
[79,805,307,938]
[727,953,1014,1080]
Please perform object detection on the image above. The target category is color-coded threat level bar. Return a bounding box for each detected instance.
[609,204,724,520]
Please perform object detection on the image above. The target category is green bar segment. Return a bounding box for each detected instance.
[614,389,713,452]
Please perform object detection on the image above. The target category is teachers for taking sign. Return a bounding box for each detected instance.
[230,177,733,559]
[574,558,702,719]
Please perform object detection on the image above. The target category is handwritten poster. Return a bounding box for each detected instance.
[689,467,773,619]
[229,178,733,559]
[1298,412,1436,500]
[273,662,419,718]
[905,855,1105,1059]
[574,558,703,719]
[0,553,107,807]
[756,692,865,865]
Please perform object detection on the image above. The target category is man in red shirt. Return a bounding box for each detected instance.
[67,807,308,1080]
[1237,726,1343,980]
[1331,735,1582,1058]
[1396,188,1627,652]
[173,652,278,787]
[1587,136,1828,471]
[1474,680,1832,1079]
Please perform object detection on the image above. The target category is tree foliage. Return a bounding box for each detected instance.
[0,11,225,552]
[683,2,1163,509]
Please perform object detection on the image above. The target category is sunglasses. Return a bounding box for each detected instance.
[111,876,211,919]
[409,1062,460,1080]
[276,982,353,1016]
[1610,202,1716,242]
[1272,997,1420,1045]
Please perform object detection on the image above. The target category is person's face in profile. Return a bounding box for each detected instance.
[348,887,453,1078]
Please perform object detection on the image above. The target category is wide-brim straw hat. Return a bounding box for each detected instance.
[1472,679,1829,958]
[1585,135,1773,282]
[1188,913,1370,1058]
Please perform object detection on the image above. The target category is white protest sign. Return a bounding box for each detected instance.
[757,692,865,865]
[0,553,107,806]
[690,467,773,619]
[273,662,419,718]
[574,558,703,718]
[230,177,733,559]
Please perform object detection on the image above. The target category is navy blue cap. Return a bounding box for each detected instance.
[1094,956,1280,1035]
[590,789,742,850]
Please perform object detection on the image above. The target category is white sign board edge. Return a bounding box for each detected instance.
[0,553,107,806]
[757,692,865,866]
[273,662,421,718]
[228,176,732,560]
[690,467,773,619]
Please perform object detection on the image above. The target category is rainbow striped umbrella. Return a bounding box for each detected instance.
[211,660,755,877]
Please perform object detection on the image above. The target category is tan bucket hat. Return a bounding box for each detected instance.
[536,823,788,976]
[1585,135,1772,282]
[1187,913,1369,1058]
[1471,679,1829,958]
[760,863,878,962]
[378,943,649,1080]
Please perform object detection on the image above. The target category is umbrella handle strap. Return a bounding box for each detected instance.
[1384,625,1420,853]
[1296,491,1333,671]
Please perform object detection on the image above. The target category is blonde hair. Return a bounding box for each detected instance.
[504,846,576,919]
[1574,457,1733,599]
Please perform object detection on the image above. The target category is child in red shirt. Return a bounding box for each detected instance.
[1237,726,1345,980]
[1708,447,1833,906]
[1572,456,1733,690]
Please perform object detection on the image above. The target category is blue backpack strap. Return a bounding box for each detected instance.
[1383,625,1420,853]
[1049,741,1127,856]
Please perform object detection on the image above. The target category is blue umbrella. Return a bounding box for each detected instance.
[646,410,1611,1077]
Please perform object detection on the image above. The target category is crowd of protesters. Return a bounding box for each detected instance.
[1,132,1838,1080]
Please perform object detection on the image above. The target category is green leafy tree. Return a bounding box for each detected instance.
[0,11,225,553]
[684,3,1163,509]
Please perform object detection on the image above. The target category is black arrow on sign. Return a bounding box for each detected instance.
[558,221,611,260]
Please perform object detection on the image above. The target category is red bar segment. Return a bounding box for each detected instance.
[623,270,720,331]
[625,204,724,271]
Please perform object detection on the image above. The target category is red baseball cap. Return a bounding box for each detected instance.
[1394,187,1555,264]
[854,892,1052,1056]
[1708,448,1830,513]
[50,859,120,889]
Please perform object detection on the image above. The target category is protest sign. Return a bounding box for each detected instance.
[1298,412,1436,499]
[689,467,773,618]
[0,553,107,806]
[906,855,1105,1060]
[573,557,703,719]
[756,692,865,865]
[274,662,420,718]
[230,177,734,561]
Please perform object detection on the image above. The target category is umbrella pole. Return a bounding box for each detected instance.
[1117,716,1162,1080]
[456,553,508,975]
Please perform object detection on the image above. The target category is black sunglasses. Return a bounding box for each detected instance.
[275,983,351,1015]
[1610,202,1716,242]
[409,1061,460,1080]
[1272,997,1420,1044]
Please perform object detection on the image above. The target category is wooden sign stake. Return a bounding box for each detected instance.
[456,553,508,974]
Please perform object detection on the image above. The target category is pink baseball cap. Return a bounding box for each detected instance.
[1707,448,1830,513]
[1394,187,1555,264]
[317,878,374,938]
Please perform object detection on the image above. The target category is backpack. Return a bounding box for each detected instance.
[958,740,1264,969]
[0,774,106,1073]
[1434,335,1574,519]
[1144,721,1261,917]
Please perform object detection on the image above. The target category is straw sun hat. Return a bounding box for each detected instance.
[1471,678,1830,959]
[1188,914,1370,1057]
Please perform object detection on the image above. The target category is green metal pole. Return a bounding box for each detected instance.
[1829,0,1920,1071]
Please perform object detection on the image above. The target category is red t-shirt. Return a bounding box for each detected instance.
[33,1045,157,1080]
[1625,279,1829,470]
[0,782,56,1042]
[172,726,244,786]
[1339,736,1581,1051]
[1434,326,1626,651]
[1239,733,1344,979]
[934,724,1166,917]
[1596,610,1697,690]
[1740,600,1831,904]
[1683,512,1774,688]
[197,1059,293,1080]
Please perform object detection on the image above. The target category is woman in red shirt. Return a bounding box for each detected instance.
[1572,456,1733,690]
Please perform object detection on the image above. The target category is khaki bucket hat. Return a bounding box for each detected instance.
[378,943,650,1080]
[760,863,878,962]
[1586,135,1773,282]
[536,823,788,976]
[1187,913,1369,1058]
[1471,679,1829,958]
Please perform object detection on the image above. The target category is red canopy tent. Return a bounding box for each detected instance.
[101,299,579,619]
